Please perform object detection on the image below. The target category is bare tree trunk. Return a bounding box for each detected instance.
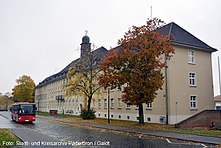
[138,103,144,124]
[87,96,92,112]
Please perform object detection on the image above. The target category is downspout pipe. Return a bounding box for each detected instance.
[165,54,169,125]
[165,23,173,125]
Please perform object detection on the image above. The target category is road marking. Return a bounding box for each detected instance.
[201,144,207,147]
[138,134,143,138]
[166,138,208,147]
[166,138,172,143]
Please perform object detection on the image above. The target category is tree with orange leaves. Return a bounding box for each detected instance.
[99,18,174,124]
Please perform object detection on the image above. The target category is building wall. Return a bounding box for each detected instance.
[35,45,215,124]
[35,78,67,113]
[167,45,214,124]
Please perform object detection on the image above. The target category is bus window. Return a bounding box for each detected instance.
[20,105,34,114]
[11,102,36,123]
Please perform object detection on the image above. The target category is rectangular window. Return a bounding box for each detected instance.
[190,96,197,109]
[188,50,195,64]
[98,99,101,108]
[118,83,122,91]
[126,103,131,109]
[111,98,114,109]
[146,102,153,109]
[216,106,221,110]
[118,98,122,108]
[189,72,197,86]
[76,99,78,106]
[104,99,107,109]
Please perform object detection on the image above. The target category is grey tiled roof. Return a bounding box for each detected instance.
[158,22,217,52]
[36,46,108,88]
[36,22,217,88]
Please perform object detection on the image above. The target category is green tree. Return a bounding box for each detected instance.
[0,93,13,110]
[0,95,6,110]
[99,18,174,124]
[12,75,35,103]
[65,50,102,119]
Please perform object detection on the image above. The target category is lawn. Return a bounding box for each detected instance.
[37,112,221,137]
[66,117,221,137]
[0,129,21,147]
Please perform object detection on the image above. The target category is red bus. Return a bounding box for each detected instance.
[11,102,37,123]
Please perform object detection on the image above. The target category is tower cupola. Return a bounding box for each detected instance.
[80,31,91,57]
[82,35,90,44]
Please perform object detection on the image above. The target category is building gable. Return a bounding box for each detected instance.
[158,22,217,52]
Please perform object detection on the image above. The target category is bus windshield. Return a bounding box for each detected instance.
[19,104,36,115]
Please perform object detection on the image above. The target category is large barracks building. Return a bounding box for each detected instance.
[35,22,216,124]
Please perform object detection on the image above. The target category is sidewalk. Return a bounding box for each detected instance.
[43,116,221,145]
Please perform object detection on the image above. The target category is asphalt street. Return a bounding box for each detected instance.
[0,111,215,148]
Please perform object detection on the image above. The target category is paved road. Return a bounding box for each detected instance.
[0,113,18,128]
[0,111,213,148]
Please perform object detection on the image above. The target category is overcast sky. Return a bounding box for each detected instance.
[0,0,221,96]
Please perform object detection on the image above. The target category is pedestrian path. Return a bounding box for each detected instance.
[45,116,221,145]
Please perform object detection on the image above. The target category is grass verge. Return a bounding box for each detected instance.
[0,129,21,147]
[38,112,221,137]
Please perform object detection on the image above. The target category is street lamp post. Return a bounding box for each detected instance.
[165,54,169,125]
[107,87,110,124]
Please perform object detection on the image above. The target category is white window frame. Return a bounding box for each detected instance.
[98,99,101,108]
[126,103,131,108]
[118,98,122,108]
[189,72,197,87]
[104,99,107,109]
[190,95,198,109]
[188,50,195,64]
[146,102,153,109]
[76,99,78,106]
[111,98,114,109]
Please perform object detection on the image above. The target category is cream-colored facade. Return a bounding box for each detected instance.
[35,22,216,124]
[166,45,215,123]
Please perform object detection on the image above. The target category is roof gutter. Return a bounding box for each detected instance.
[171,42,217,52]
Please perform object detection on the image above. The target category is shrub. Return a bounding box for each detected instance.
[80,108,96,119]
